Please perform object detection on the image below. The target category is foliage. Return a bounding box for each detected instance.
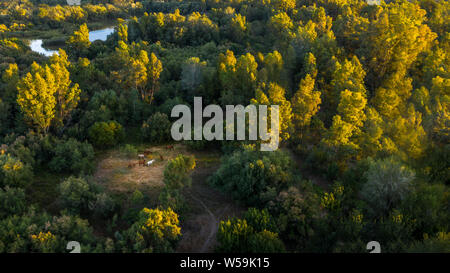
[0,208,101,253]
[16,50,81,133]
[48,138,95,175]
[118,207,181,253]
[163,154,196,191]
[0,153,32,188]
[361,157,415,217]
[216,208,285,253]
[67,23,91,57]
[88,120,124,148]
[58,176,94,214]
[210,148,294,206]
[141,112,171,143]
[0,186,27,219]
[0,0,449,254]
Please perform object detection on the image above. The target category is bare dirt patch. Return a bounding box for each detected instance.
[93,144,193,199]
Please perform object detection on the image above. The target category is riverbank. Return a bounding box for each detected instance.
[5,20,116,49]
[5,20,118,40]
[28,25,115,56]
[5,21,117,56]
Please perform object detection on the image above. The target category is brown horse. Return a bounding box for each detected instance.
[166,145,174,150]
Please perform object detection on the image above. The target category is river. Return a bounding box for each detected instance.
[29,27,115,57]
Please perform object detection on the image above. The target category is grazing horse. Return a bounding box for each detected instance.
[166,145,174,150]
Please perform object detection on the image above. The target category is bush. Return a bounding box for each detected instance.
[84,89,129,126]
[270,185,321,249]
[0,208,101,253]
[118,207,181,253]
[408,232,450,253]
[0,153,32,188]
[88,120,124,148]
[361,157,415,217]
[248,230,286,253]
[163,155,196,191]
[59,176,94,214]
[89,192,116,219]
[2,133,55,168]
[216,209,285,253]
[0,186,27,219]
[141,112,171,143]
[209,148,295,206]
[48,138,95,175]
[244,208,279,233]
[216,218,253,253]
[400,182,449,236]
[158,187,188,214]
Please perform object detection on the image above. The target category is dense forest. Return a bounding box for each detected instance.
[0,0,448,253]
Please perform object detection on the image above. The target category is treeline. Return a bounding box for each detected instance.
[0,0,448,252]
[0,0,143,32]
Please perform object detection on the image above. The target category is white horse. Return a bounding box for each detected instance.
[146,159,155,167]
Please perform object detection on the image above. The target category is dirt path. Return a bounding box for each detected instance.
[188,192,230,252]
[176,165,243,253]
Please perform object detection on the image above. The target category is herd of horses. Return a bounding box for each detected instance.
[127,145,174,169]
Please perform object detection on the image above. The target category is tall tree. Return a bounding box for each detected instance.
[17,63,56,134]
[291,74,321,137]
[252,83,293,141]
[147,52,163,104]
[17,49,81,133]
[67,23,91,56]
[49,49,81,128]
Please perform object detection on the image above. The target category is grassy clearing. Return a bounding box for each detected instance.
[93,143,198,203]
[26,170,64,214]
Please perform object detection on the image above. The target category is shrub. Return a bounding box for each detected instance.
[244,208,279,233]
[89,192,116,219]
[0,186,27,219]
[59,176,94,214]
[216,210,285,253]
[0,153,32,188]
[119,207,181,253]
[275,184,322,248]
[88,120,124,148]
[400,182,450,236]
[209,148,294,206]
[248,230,286,253]
[130,189,144,206]
[216,218,253,253]
[361,157,415,217]
[163,155,196,191]
[84,89,129,126]
[0,209,100,253]
[408,232,450,253]
[141,112,171,143]
[158,187,187,214]
[48,138,95,175]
